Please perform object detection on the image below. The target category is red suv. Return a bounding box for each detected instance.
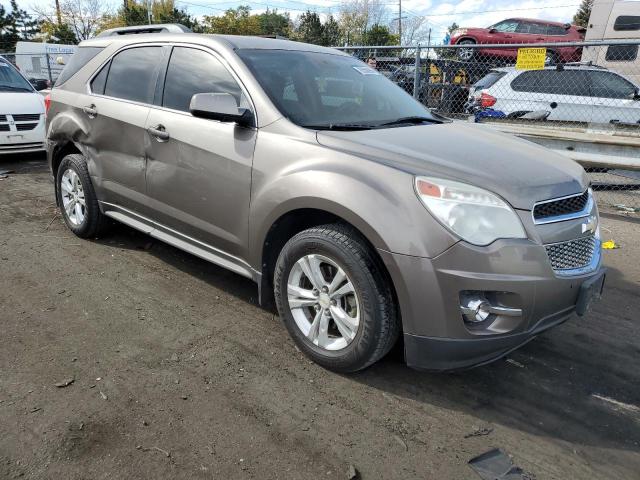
[449,18,585,64]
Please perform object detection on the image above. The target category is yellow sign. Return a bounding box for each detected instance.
[516,47,547,70]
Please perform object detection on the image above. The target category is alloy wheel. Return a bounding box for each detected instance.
[287,254,360,351]
[60,168,86,226]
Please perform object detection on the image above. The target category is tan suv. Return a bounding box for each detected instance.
[46,29,605,372]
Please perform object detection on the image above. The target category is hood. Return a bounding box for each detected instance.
[453,27,490,36]
[0,92,45,115]
[316,122,588,211]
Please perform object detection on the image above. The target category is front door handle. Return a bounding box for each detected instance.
[147,125,170,142]
[82,104,97,118]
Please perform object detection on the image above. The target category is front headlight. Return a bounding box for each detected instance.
[415,176,527,246]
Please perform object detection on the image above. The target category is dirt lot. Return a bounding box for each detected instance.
[1,153,639,480]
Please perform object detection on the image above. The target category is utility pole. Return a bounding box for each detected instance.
[54,0,62,26]
[398,0,402,44]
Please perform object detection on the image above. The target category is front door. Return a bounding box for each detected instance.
[588,70,640,125]
[144,46,257,259]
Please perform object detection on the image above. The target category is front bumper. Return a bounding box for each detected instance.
[379,237,605,371]
[0,119,45,155]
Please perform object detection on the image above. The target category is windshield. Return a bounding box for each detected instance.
[237,49,438,129]
[0,60,34,92]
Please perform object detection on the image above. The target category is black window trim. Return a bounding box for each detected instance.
[153,43,257,126]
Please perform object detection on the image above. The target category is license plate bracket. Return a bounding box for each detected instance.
[576,269,606,316]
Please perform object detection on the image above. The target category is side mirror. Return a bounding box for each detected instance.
[488,28,497,34]
[189,93,254,127]
[29,78,49,91]
[634,88,640,101]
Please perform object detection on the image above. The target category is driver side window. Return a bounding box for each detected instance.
[162,47,250,113]
[493,20,519,33]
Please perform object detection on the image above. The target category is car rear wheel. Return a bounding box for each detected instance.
[56,154,109,238]
[274,224,399,372]
[457,40,476,61]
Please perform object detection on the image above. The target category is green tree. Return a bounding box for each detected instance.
[40,20,78,44]
[257,8,291,37]
[201,5,261,35]
[98,0,199,33]
[362,24,397,46]
[322,14,340,46]
[573,0,593,28]
[9,0,40,41]
[295,10,324,45]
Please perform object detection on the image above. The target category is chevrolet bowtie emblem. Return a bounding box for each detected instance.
[582,215,598,235]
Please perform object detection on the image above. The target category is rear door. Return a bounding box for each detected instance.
[588,70,640,125]
[144,46,257,259]
[85,45,167,214]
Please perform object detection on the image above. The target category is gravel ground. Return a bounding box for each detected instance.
[1,154,639,480]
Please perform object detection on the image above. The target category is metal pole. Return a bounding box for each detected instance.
[147,0,152,25]
[398,0,402,43]
[45,53,53,85]
[413,44,421,99]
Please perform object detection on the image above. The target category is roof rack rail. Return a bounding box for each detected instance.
[97,23,192,37]
[559,61,607,69]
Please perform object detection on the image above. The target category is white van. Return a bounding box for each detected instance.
[0,56,46,154]
[15,41,77,84]
[582,0,640,83]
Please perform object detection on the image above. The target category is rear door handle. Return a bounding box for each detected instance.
[147,125,170,142]
[82,104,97,118]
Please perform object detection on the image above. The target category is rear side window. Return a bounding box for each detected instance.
[589,71,637,99]
[55,47,103,86]
[511,70,590,96]
[90,62,109,94]
[474,71,506,89]
[162,47,247,112]
[605,45,639,62]
[613,16,640,31]
[104,47,163,104]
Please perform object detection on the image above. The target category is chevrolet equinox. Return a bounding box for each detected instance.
[46,32,605,372]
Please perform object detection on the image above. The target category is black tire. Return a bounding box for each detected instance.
[457,39,476,61]
[274,224,400,372]
[55,154,109,238]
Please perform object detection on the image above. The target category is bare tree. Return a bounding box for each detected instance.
[33,0,106,40]
[338,0,387,45]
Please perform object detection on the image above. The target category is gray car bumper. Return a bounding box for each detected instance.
[379,238,605,370]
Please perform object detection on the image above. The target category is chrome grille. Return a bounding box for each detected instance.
[0,124,9,132]
[16,123,37,131]
[534,190,590,222]
[0,114,7,122]
[12,114,40,122]
[545,236,597,271]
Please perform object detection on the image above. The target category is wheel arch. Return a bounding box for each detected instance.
[50,141,83,206]
[256,205,399,321]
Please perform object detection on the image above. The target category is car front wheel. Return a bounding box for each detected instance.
[457,39,476,61]
[274,224,400,372]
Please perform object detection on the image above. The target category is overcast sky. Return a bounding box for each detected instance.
[6,0,587,41]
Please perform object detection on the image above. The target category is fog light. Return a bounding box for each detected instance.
[460,296,522,324]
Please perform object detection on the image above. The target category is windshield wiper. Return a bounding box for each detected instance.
[0,85,32,92]
[376,116,436,127]
[301,123,374,131]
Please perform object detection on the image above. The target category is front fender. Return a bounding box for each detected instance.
[248,127,458,270]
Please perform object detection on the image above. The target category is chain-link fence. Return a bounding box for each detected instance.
[338,40,640,216]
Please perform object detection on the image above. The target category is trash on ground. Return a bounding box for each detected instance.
[54,377,75,388]
[468,448,529,479]
[0,169,14,175]
[346,464,358,479]
[613,204,640,213]
[99,391,108,400]
[602,240,619,250]
[506,358,524,368]
[465,426,494,438]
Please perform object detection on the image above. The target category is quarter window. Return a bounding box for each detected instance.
[103,46,164,104]
[162,47,247,113]
[90,61,109,95]
[613,15,640,31]
[589,71,637,99]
